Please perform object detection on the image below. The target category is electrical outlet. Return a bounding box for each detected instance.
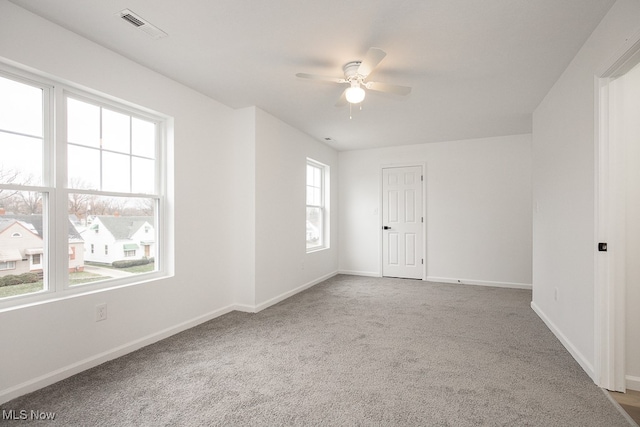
[96,303,107,322]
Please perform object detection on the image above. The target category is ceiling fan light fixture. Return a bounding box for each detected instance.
[345,84,365,104]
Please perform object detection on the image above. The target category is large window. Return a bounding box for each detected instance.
[306,159,328,251]
[0,66,167,305]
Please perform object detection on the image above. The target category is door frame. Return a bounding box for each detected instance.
[594,27,640,391]
[379,162,427,280]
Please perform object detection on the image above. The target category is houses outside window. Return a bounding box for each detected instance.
[306,159,329,251]
[0,63,168,306]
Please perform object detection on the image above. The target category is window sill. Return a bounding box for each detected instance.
[0,271,172,313]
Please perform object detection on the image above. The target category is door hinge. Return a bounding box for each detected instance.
[421,217,423,223]
[421,175,423,181]
[421,259,424,265]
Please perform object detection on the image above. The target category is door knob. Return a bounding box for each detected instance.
[383,226,391,230]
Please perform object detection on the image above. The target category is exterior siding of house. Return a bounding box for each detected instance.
[69,240,85,272]
[130,222,155,260]
[0,222,44,277]
[81,218,117,264]
[81,217,155,264]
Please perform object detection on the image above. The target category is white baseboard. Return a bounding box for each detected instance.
[233,304,257,313]
[427,276,532,290]
[0,304,237,405]
[531,301,595,380]
[253,271,338,313]
[627,375,640,391]
[338,270,380,277]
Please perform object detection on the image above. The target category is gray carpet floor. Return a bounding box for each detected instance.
[0,275,632,426]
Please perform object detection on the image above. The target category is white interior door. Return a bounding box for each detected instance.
[382,166,423,279]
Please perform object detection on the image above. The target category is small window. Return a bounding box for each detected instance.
[11,232,22,238]
[306,159,329,251]
[90,244,94,254]
[32,254,41,265]
[124,250,136,257]
[0,261,16,271]
[104,245,108,255]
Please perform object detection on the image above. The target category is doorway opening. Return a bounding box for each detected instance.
[595,30,640,393]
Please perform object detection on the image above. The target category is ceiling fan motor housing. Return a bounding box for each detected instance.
[343,61,363,81]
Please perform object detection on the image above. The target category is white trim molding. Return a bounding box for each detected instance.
[627,375,640,392]
[427,276,532,290]
[338,270,380,278]
[531,302,595,380]
[593,26,640,392]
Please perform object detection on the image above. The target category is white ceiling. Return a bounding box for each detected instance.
[10,0,615,151]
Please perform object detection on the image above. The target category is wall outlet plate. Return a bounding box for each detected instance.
[96,303,107,322]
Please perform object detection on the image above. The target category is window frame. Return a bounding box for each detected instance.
[0,63,171,310]
[306,158,329,252]
[31,254,42,267]
[0,261,17,271]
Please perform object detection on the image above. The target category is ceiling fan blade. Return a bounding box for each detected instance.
[296,73,346,84]
[365,81,412,96]
[335,89,348,107]
[357,48,387,77]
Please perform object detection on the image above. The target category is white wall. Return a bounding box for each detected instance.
[254,108,339,307]
[531,0,640,379]
[232,107,257,309]
[0,2,238,401]
[339,134,532,287]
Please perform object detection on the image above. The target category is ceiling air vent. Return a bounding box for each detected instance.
[118,9,168,39]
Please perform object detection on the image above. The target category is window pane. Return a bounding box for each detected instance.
[102,152,130,193]
[0,132,42,186]
[102,108,130,154]
[306,186,321,206]
[132,118,155,158]
[0,75,42,137]
[68,145,100,190]
[132,157,155,194]
[313,167,321,187]
[0,191,46,299]
[307,165,313,184]
[67,98,100,148]
[306,207,322,250]
[313,188,321,205]
[69,195,157,287]
[306,187,313,205]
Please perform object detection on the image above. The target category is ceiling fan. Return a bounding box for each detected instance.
[296,47,412,107]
